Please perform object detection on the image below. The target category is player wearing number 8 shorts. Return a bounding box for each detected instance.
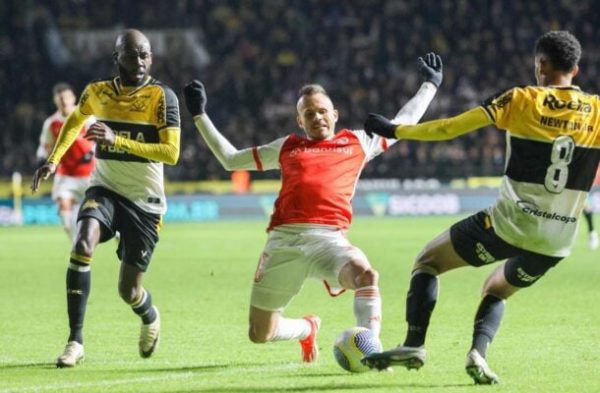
[361,31,600,384]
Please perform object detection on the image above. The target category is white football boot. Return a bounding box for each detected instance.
[139,306,161,358]
[56,341,84,368]
[465,349,499,384]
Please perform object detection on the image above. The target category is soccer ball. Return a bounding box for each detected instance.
[333,327,382,373]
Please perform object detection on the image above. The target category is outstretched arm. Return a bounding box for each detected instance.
[192,114,259,170]
[184,80,275,171]
[366,107,492,141]
[391,53,442,125]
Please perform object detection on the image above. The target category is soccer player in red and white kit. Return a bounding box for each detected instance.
[37,83,95,241]
[183,53,442,363]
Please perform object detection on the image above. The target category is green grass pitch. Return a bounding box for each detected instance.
[1,216,599,392]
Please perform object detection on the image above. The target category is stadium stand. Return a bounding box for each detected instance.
[1,0,599,181]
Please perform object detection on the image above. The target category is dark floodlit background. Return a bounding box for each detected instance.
[1,0,599,182]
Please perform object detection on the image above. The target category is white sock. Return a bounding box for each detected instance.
[70,204,80,242]
[354,285,382,337]
[270,317,311,342]
[60,210,74,240]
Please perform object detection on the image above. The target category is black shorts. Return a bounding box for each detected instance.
[449,211,563,287]
[78,186,161,272]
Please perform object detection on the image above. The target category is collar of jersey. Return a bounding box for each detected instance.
[112,76,152,96]
[548,85,581,91]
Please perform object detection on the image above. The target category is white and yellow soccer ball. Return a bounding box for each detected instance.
[333,326,382,373]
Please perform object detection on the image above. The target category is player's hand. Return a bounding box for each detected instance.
[31,162,56,194]
[85,121,116,145]
[183,80,207,116]
[418,52,443,87]
[364,113,398,139]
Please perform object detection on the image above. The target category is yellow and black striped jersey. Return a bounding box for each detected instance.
[79,76,180,214]
[481,85,600,256]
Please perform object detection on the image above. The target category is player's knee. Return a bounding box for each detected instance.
[482,270,517,300]
[73,237,94,258]
[118,283,139,304]
[355,267,378,287]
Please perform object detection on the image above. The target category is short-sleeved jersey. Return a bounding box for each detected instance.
[78,77,180,214]
[250,130,390,230]
[40,112,95,177]
[481,85,600,256]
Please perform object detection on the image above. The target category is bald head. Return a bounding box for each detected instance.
[113,29,152,86]
[115,29,151,52]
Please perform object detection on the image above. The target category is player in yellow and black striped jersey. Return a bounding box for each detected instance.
[31,29,180,368]
[361,31,600,384]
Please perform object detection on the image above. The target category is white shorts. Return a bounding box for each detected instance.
[52,175,90,202]
[250,225,368,312]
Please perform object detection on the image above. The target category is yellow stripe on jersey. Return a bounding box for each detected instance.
[482,86,600,147]
[113,127,180,165]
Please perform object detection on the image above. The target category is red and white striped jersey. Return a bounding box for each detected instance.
[40,111,95,177]
[251,130,390,230]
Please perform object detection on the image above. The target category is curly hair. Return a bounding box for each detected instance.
[534,31,581,72]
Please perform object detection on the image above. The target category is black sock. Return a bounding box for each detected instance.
[66,261,91,344]
[132,288,157,324]
[583,210,594,232]
[404,272,438,347]
[471,294,505,357]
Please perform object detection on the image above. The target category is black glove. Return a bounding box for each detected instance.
[364,113,397,139]
[418,52,443,87]
[183,80,207,116]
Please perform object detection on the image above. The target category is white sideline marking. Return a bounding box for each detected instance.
[0,363,301,393]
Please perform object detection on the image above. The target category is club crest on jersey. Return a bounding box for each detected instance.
[130,99,147,112]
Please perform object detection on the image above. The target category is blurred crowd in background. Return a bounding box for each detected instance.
[2,0,599,182]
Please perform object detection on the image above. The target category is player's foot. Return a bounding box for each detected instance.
[589,231,599,250]
[299,315,321,363]
[56,341,84,368]
[361,345,426,371]
[465,349,499,385]
[139,306,160,358]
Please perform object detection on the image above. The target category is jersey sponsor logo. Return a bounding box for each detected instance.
[542,94,592,114]
[516,200,577,223]
[475,242,495,264]
[516,267,541,283]
[288,146,354,157]
[81,199,99,210]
